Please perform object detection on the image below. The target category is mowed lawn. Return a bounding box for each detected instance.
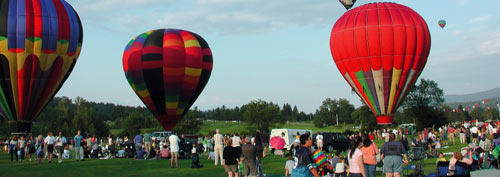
[0,142,468,177]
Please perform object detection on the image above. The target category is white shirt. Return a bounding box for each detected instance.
[316,134,323,144]
[191,147,196,154]
[44,136,55,145]
[213,134,223,146]
[55,136,66,146]
[335,162,345,173]
[169,135,180,152]
[232,136,241,147]
[470,127,478,134]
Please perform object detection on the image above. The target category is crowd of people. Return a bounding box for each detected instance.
[2,120,500,177]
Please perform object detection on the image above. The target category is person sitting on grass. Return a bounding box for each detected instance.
[136,146,146,160]
[436,152,447,164]
[191,143,203,168]
[334,156,349,177]
[160,145,170,159]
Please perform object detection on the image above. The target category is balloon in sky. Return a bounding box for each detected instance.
[329,2,431,124]
[339,0,357,10]
[123,29,213,130]
[438,20,446,29]
[0,0,83,132]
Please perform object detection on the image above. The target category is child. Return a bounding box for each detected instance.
[334,156,348,177]
[285,155,294,177]
[436,152,447,164]
[238,156,244,176]
[191,144,203,168]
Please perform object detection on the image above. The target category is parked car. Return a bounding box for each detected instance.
[312,132,350,153]
[151,131,171,141]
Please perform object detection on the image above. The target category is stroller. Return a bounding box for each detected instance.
[406,146,427,177]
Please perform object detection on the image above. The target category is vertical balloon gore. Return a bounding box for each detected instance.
[329,2,431,125]
[123,29,213,131]
[0,0,83,133]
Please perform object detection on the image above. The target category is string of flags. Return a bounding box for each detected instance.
[435,98,500,113]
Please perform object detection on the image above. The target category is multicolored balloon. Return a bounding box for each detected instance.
[330,2,431,124]
[0,0,83,132]
[123,29,213,130]
[339,0,357,10]
[438,20,446,29]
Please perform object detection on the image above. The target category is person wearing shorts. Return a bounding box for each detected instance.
[224,139,239,177]
[44,132,55,163]
[381,133,408,176]
[169,132,180,168]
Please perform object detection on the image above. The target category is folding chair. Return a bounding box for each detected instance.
[436,161,449,177]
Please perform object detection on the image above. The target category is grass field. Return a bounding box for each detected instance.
[0,142,469,177]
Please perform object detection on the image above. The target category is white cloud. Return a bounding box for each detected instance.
[478,31,500,55]
[468,15,491,24]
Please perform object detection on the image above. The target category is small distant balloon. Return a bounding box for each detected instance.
[438,20,446,29]
[339,0,357,10]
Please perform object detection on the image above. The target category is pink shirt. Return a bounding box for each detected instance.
[348,149,363,173]
[360,143,378,165]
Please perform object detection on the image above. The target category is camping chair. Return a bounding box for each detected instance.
[406,147,426,177]
[436,161,449,177]
[455,161,470,177]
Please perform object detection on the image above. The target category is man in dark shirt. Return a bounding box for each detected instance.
[381,133,408,177]
[242,137,257,177]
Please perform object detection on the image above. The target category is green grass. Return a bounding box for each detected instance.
[0,143,469,177]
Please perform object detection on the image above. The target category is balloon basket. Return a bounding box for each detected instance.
[8,121,32,134]
[376,116,393,125]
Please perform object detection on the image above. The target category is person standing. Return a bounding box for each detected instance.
[242,137,257,177]
[44,132,55,163]
[232,132,242,154]
[381,133,408,177]
[134,133,143,152]
[18,136,26,162]
[74,130,84,161]
[291,134,320,177]
[223,139,239,177]
[27,135,36,161]
[169,131,180,168]
[471,126,479,144]
[213,129,225,166]
[348,136,366,177]
[261,130,269,158]
[144,131,152,153]
[254,131,263,163]
[448,126,456,145]
[360,135,378,177]
[55,132,67,163]
[316,132,323,151]
[35,135,44,163]
[9,136,17,162]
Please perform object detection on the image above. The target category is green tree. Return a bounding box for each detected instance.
[313,98,355,128]
[402,78,447,130]
[484,108,499,120]
[351,105,376,133]
[242,99,281,131]
[123,112,144,137]
[470,108,485,121]
[173,107,203,134]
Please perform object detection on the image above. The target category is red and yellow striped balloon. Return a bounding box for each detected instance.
[123,29,213,130]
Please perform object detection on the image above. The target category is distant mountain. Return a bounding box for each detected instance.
[444,87,500,108]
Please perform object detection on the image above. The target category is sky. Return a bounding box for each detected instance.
[58,0,500,113]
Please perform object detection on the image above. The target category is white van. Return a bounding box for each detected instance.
[151,131,171,141]
[270,129,312,150]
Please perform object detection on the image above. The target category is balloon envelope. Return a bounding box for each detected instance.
[339,0,357,10]
[438,20,446,28]
[123,29,213,130]
[0,0,83,132]
[329,2,431,124]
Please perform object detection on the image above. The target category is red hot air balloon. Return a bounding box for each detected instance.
[123,29,213,130]
[329,2,431,124]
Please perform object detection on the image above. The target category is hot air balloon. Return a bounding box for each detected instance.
[339,0,357,10]
[438,20,446,29]
[329,2,431,124]
[0,0,83,133]
[123,29,213,130]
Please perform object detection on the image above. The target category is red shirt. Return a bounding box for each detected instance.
[448,127,455,134]
[369,134,375,141]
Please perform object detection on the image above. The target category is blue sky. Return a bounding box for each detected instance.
[59,0,500,113]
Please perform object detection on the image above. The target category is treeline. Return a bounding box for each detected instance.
[203,103,313,122]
